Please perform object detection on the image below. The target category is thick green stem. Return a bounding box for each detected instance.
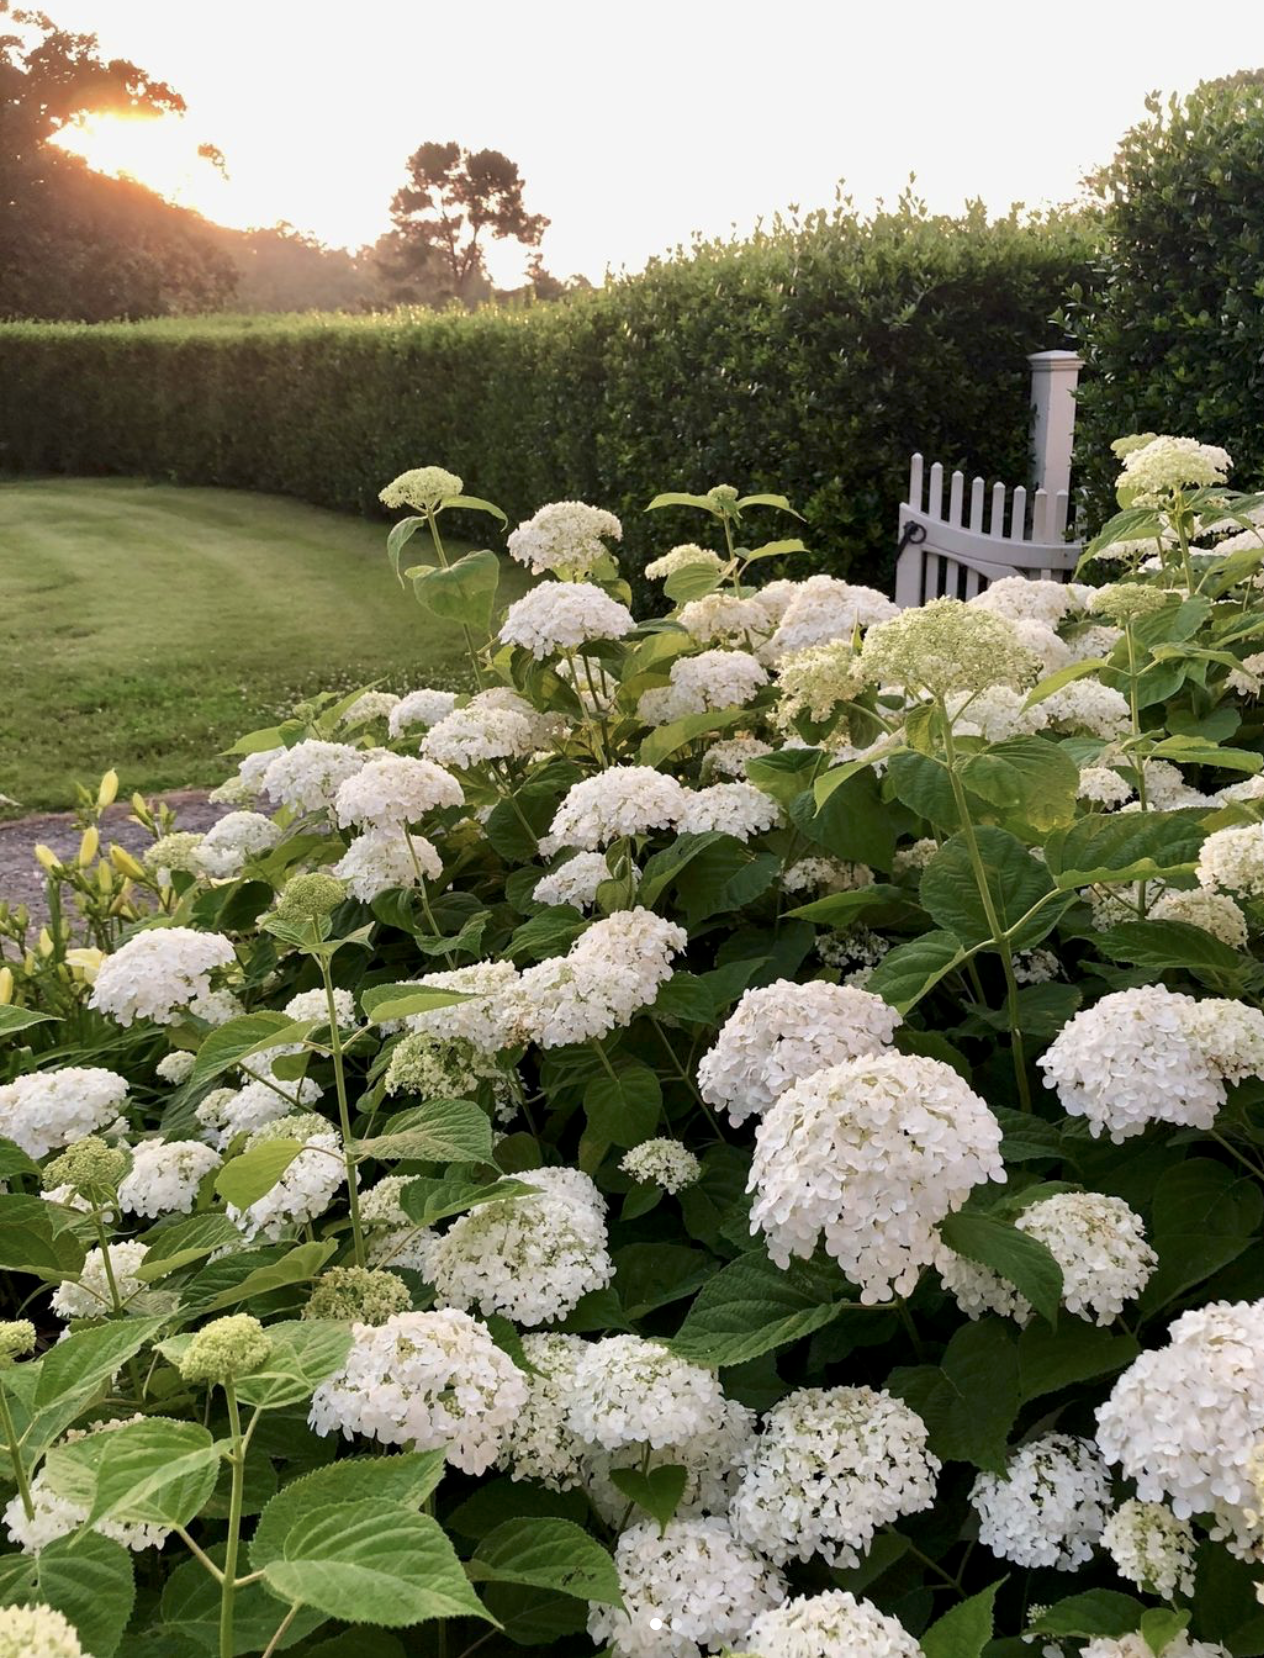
[319,956,366,1267]
[426,507,485,690]
[0,1383,33,1521]
[940,708,1032,1110]
[219,1384,245,1658]
[1124,621,1151,914]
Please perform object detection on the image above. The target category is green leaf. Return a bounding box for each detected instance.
[0,1137,40,1181]
[0,1532,134,1658]
[386,515,426,583]
[647,490,719,513]
[214,1138,303,1208]
[234,1319,353,1410]
[890,1319,1018,1473]
[887,750,959,830]
[0,1005,59,1037]
[45,1417,220,1532]
[745,746,824,809]
[360,983,473,1024]
[135,1213,241,1281]
[1043,810,1207,889]
[791,765,896,870]
[1023,657,1113,708]
[667,1251,846,1367]
[399,1176,536,1229]
[411,547,500,632]
[356,1097,493,1164]
[957,736,1079,832]
[190,1012,316,1089]
[638,708,746,768]
[262,1498,495,1628]
[939,1213,1063,1325]
[1149,734,1262,774]
[1017,1321,1139,1403]
[786,883,909,926]
[202,1238,337,1312]
[921,1580,1003,1658]
[0,1217,85,1280]
[1140,1608,1192,1655]
[663,562,723,604]
[742,535,807,562]
[469,1518,622,1606]
[866,930,966,1014]
[33,1317,166,1413]
[921,828,1057,949]
[1028,1590,1146,1639]
[607,1465,689,1534]
[584,1064,662,1147]
[1094,918,1244,976]
[441,494,508,526]
[1140,1159,1264,1312]
[737,492,803,516]
[251,1452,446,1569]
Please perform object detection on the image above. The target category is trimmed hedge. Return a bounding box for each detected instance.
[1067,73,1264,519]
[0,200,1096,591]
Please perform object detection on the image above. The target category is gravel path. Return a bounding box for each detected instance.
[0,792,235,930]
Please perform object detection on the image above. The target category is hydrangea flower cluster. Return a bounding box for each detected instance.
[506,500,622,577]
[740,1589,923,1658]
[513,908,686,1046]
[970,1434,1112,1569]
[90,928,236,1026]
[499,580,636,658]
[0,1066,129,1158]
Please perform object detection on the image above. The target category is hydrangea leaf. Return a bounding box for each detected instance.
[939,1212,1064,1326]
[921,1579,1004,1658]
[0,1532,134,1658]
[468,1517,623,1606]
[250,1452,446,1570]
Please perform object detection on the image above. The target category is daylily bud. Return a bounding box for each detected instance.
[110,846,146,881]
[78,826,99,867]
[33,844,60,874]
[0,967,13,1005]
[97,770,119,808]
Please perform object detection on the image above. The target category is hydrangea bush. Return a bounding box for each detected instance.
[2,440,1264,1655]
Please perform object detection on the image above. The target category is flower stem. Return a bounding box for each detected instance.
[319,955,366,1267]
[219,1383,246,1658]
[0,1383,33,1521]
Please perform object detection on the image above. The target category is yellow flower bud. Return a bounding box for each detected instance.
[22,951,35,975]
[65,947,104,982]
[109,845,146,881]
[97,861,114,894]
[97,770,119,808]
[37,928,53,958]
[0,968,13,1005]
[33,844,60,874]
[78,826,99,867]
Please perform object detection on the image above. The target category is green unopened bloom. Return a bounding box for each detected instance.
[305,1266,411,1325]
[860,597,1039,699]
[707,484,740,509]
[179,1314,272,1386]
[0,1603,88,1657]
[274,872,346,924]
[379,466,463,513]
[1111,432,1158,460]
[0,1321,36,1368]
[145,832,204,877]
[41,1137,128,1195]
[1087,583,1170,624]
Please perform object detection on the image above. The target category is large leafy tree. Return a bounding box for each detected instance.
[0,4,235,319]
[379,139,548,307]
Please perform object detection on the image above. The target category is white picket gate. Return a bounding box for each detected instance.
[893,350,1084,608]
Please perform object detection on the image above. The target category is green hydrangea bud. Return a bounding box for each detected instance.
[1111,432,1158,459]
[304,1266,411,1325]
[41,1137,128,1194]
[0,1321,36,1368]
[1087,582,1170,624]
[274,872,346,923]
[707,483,740,508]
[179,1314,272,1386]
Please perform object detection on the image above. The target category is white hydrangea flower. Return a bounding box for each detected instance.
[1097,1299,1264,1557]
[698,979,900,1127]
[749,1054,1004,1301]
[388,688,459,736]
[764,576,898,660]
[379,465,462,511]
[588,1518,786,1658]
[676,783,780,841]
[678,592,778,649]
[585,1398,757,1526]
[0,1066,128,1159]
[421,1172,613,1327]
[781,856,872,895]
[620,1138,701,1193]
[893,838,938,877]
[1102,1499,1197,1600]
[547,767,688,850]
[194,1079,315,1149]
[340,690,400,727]
[193,811,281,879]
[1198,823,1264,898]
[774,640,867,723]
[308,1308,528,1473]
[971,1434,1111,1569]
[261,740,367,814]
[700,734,774,780]
[1039,679,1131,739]
[941,1192,1156,1326]
[421,691,560,769]
[947,684,1045,741]
[1038,985,1264,1141]
[5,1416,173,1556]
[507,501,622,577]
[333,754,463,828]
[226,1114,346,1241]
[145,831,204,883]
[1078,766,1134,808]
[51,1240,148,1318]
[497,1332,593,1490]
[155,1050,196,1085]
[1118,435,1232,502]
[359,1174,433,1271]
[970,576,1079,627]
[334,829,442,900]
[499,581,635,659]
[117,1139,222,1218]
[400,960,523,1054]
[1010,618,1073,676]
[566,1336,725,1451]
[513,909,686,1047]
[90,927,236,1026]
[1150,886,1249,948]
[741,1589,922,1658]
[645,544,725,580]
[0,1604,89,1657]
[1138,757,1212,809]
[1082,1637,1230,1658]
[638,649,769,724]
[533,852,620,911]
[1013,947,1061,985]
[1066,622,1124,661]
[209,745,282,807]
[729,1386,939,1567]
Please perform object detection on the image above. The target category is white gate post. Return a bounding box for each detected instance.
[1028,349,1083,505]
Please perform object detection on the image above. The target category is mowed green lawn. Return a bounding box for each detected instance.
[0,478,527,815]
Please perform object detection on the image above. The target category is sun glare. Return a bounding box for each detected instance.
[52,112,236,225]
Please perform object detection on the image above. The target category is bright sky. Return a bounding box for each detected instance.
[49,0,1264,286]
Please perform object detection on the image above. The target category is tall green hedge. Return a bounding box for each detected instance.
[1066,73,1264,518]
[0,199,1096,591]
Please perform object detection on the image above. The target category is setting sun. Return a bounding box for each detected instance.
[53,111,241,227]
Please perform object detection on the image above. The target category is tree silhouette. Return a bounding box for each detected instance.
[381,140,548,306]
